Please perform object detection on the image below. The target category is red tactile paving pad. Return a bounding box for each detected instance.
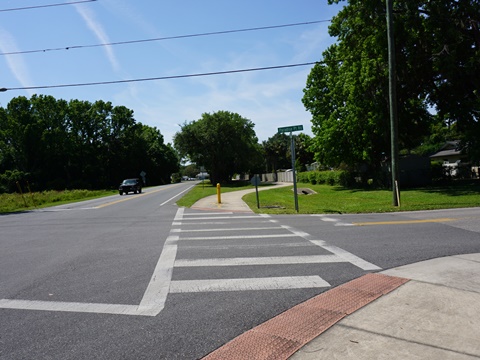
[202,273,409,360]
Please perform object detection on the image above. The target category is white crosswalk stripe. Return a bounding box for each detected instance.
[168,209,381,298]
[169,276,330,293]
[175,254,345,267]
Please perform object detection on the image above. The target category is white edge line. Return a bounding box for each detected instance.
[159,185,196,207]
[0,299,140,316]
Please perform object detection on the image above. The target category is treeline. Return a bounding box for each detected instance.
[0,95,179,193]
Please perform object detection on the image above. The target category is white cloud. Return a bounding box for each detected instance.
[105,19,319,145]
[0,27,34,95]
[100,0,159,36]
[126,64,314,145]
[74,4,120,72]
[292,24,334,62]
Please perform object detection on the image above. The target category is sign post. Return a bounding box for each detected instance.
[278,125,303,212]
[250,174,261,208]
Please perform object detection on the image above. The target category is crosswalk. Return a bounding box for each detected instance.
[143,208,382,311]
[0,208,380,317]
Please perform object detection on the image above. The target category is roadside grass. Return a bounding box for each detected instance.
[2,181,479,215]
[0,189,117,213]
[241,183,480,214]
[1,181,252,213]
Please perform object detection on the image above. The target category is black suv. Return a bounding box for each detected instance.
[119,178,142,195]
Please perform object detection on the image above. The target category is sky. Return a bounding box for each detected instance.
[0,0,344,145]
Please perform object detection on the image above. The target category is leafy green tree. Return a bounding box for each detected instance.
[4,96,37,176]
[262,133,291,173]
[0,95,179,192]
[133,124,179,185]
[0,107,14,174]
[181,164,199,179]
[30,95,69,188]
[174,111,262,184]
[422,0,480,160]
[295,133,315,171]
[262,133,315,173]
[303,0,479,174]
[65,99,96,188]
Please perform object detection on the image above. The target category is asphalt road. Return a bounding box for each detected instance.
[1,183,479,359]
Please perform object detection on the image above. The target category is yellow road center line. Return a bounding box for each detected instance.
[353,218,456,226]
[94,187,168,208]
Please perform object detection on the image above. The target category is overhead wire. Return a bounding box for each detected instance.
[0,15,329,91]
[0,20,331,56]
[0,0,97,13]
[2,62,320,91]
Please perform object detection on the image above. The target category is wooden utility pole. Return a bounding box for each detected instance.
[386,0,400,206]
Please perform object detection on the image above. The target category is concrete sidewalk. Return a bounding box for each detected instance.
[290,253,480,359]
[191,182,291,213]
[192,184,480,359]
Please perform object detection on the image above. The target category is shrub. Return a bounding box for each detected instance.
[298,170,350,187]
[171,173,182,183]
[0,170,30,194]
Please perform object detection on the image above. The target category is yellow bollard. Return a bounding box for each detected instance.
[217,183,221,204]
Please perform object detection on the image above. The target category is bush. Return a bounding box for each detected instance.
[431,161,444,182]
[0,170,30,194]
[171,173,182,183]
[298,170,350,187]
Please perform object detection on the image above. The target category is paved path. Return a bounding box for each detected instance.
[191,182,291,213]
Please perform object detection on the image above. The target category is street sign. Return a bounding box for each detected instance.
[250,175,261,186]
[251,175,261,209]
[278,125,303,134]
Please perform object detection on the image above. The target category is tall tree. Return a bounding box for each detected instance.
[262,133,291,173]
[295,133,315,171]
[133,124,179,185]
[263,133,315,173]
[303,0,479,173]
[0,95,179,192]
[30,95,69,188]
[423,0,480,160]
[174,111,262,184]
[4,96,36,176]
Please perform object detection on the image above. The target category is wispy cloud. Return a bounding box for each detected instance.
[0,27,34,95]
[74,4,120,72]
[293,24,334,62]
[100,0,159,36]
[123,63,314,145]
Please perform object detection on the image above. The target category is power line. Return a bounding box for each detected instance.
[0,20,331,56]
[0,0,97,13]
[2,62,319,91]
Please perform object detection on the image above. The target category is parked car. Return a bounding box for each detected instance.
[119,178,142,195]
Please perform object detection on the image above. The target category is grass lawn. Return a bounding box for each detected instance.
[0,189,117,213]
[241,183,480,214]
[177,181,480,214]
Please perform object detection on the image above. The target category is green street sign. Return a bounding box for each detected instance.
[277,125,303,134]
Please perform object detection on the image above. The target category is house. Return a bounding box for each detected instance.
[429,141,466,164]
[429,141,476,178]
[196,172,210,180]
